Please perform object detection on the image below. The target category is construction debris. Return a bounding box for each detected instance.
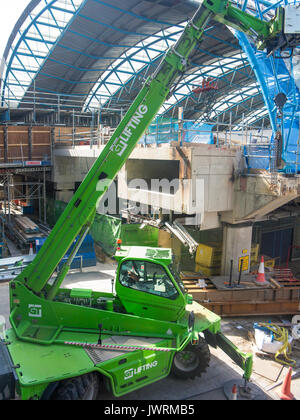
[15,216,40,234]
[0,254,36,282]
[11,216,47,248]
[253,323,296,367]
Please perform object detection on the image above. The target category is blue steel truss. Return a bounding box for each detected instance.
[1,0,299,132]
[232,0,300,171]
[1,0,84,106]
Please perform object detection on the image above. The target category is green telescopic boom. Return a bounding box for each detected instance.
[18,2,214,298]
[16,0,294,299]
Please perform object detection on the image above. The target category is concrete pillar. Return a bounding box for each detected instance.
[221,223,253,280]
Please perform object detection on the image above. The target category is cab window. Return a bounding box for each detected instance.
[119,260,179,300]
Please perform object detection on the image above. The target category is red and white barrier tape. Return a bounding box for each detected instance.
[64,341,171,352]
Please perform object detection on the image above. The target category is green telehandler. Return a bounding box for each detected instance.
[0,0,299,400]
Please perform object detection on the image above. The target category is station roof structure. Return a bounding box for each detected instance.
[1,0,285,128]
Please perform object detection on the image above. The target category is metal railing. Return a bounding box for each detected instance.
[1,89,125,117]
[139,118,272,148]
[53,116,273,156]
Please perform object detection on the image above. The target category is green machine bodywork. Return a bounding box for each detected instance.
[4,245,253,400]
[0,0,298,400]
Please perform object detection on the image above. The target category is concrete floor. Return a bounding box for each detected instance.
[1,262,300,401]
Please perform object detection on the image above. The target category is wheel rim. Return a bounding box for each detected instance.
[173,350,199,372]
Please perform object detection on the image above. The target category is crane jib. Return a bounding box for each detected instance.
[16,4,213,296]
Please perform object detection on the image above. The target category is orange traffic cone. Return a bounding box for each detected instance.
[256,256,267,284]
[229,384,238,400]
[277,368,294,400]
[29,243,34,256]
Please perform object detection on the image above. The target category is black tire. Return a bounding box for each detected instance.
[171,337,210,380]
[50,373,100,400]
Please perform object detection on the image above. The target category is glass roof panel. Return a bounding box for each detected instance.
[1,0,81,106]
[2,0,296,127]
